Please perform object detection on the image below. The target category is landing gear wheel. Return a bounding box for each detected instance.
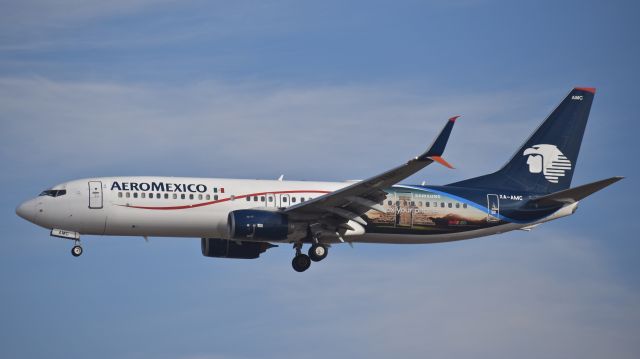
[71,245,83,257]
[292,254,311,272]
[308,244,328,262]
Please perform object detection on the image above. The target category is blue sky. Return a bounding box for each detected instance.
[1,1,638,358]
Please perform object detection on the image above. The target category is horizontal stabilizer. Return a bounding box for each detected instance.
[526,176,623,208]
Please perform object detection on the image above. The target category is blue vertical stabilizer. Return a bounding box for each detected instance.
[449,88,596,194]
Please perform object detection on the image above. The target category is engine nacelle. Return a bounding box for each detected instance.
[201,238,274,259]
[228,209,295,241]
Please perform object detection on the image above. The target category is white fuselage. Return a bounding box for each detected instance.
[16,176,573,244]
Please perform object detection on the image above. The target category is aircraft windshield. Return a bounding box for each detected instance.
[39,189,67,197]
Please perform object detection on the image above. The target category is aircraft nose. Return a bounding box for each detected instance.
[16,200,36,223]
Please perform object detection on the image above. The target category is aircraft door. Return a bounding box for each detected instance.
[278,194,291,208]
[265,193,276,208]
[486,194,500,222]
[88,181,103,209]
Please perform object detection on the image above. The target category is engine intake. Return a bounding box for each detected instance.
[228,209,292,241]
[201,238,275,259]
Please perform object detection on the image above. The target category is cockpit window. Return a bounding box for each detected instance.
[39,189,67,197]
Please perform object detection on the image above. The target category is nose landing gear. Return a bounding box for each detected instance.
[71,240,83,257]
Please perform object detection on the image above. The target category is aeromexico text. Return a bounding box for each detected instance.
[111,181,208,193]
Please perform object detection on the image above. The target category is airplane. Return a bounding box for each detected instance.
[16,87,622,272]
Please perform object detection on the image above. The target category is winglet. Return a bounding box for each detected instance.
[417,116,459,167]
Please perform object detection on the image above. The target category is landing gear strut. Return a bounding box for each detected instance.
[308,243,328,262]
[71,242,83,257]
[291,242,311,272]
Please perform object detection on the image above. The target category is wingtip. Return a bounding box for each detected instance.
[429,155,454,169]
[575,87,596,94]
[449,115,461,123]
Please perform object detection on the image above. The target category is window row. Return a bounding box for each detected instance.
[245,196,308,203]
[117,192,315,203]
[118,192,218,200]
[387,200,468,209]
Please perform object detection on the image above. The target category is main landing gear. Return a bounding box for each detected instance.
[309,243,328,262]
[291,242,328,272]
[71,241,83,257]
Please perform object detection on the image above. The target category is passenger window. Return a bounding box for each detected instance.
[268,196,273,202]
[141,193,146,198]
[181,194,185,199]
[165,193,169,199]
[118,192,123,198]
[189,194,194,200]
[463,203,468,209]
[410,201,415,206]
[426,202,430,207]
[292,197,296,203]
[440,202,445,208]
[254,196,258,201]
[133,193,138,198]
[196,194,201,200]
[213,188,218,193]
[283,197,288,202]
[448,203,452,208]
[387,200,392,205]
[246,197,251,201]
[173,194,178,199]
[261,196,265,202]
[214,195,218,200]
[126,192,130,198]
[206,194,210,200]
[456,203,460,208]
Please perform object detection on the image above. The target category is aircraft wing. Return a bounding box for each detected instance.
[284,116,458,237]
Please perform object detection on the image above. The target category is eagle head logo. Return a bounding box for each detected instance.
[523,144,572,183]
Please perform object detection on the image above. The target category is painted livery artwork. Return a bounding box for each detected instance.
[365,186,504,235]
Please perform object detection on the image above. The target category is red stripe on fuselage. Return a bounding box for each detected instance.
[116,190,331,210]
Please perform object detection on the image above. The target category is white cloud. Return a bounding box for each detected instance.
[0,77,544,184]
[226,229,640,359]
[0,0,177,30]
[0,1,299,51]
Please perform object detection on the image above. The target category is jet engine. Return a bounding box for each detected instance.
[201,238,275,259]
[228,209,303,241]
